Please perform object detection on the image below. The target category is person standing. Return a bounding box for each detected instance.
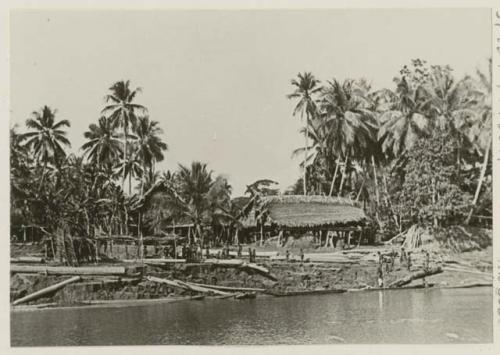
[248,247,252,262]
[400,247,407,264]
[286,249,290,262]
[407,251,412,271]
[300,248,304,262]
[237,244,242,258]
[424,250,430,271]
[377,264,384,288]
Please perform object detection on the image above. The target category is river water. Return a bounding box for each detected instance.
[11,287,492,346]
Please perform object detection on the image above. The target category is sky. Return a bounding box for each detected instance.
[10,9,491,196]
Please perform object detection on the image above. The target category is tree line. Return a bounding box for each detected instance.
[286,59,492,237]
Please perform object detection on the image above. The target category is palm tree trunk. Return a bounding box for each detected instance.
[303,112,309,195]
[328,158,340,197]
[466,138,491,224]
[37,160,48,193]
[356,177,366,201]
[122,125,127,193]
[338,154,349,197]
[371,155,380,205]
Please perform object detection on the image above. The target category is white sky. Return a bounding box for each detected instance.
[10,9,491,196]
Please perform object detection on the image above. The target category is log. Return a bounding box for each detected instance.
[203,259,244,266]
[388,267,442,288]
[241,262,269,274]
[122,258,186,264]
[11,257,45,264]
[11,265,126,276]
[175,280,233,296]
[187,282,265,293]
[146,276,233,296]
[13,276,81,305]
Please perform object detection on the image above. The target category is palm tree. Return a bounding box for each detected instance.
[114,147,144,195]
[377,77,430,158]
[20,106,71,190]
[319,79,377,197]
[81,116,122,168]
[287,72,322,195]
[101,80,147,193]
[134,116,168,193]
[466,60,492,223]
[426,66,477,167]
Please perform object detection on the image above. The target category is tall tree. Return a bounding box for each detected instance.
[101,80,147,193]
[377,77,430,158]
[20,106,71,189]
[466,60,492,223]
[81,116,122,167]
[134,116,168,193]
[319,79,377,196]
[287,72,322,195]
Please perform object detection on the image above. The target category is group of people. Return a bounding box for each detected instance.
[376,248,431,288]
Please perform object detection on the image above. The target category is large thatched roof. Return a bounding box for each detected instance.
[240,195,368,229]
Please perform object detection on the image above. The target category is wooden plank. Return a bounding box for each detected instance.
[13,276,81,305]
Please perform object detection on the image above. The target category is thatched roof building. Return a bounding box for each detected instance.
[240,195,368,230]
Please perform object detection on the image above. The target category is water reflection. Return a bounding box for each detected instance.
[11,287,492,346]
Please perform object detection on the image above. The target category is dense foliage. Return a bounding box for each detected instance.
[10,58,492,247]
[287,59,492,237]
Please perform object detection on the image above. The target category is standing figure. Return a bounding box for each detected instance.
[424,250,430,271]
[407,251,412,271]
[300,248,304,262]
[400,247,407,264]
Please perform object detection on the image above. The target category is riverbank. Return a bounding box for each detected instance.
[10,242,492,310]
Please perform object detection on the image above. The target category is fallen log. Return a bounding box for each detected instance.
[11,257,45,264]
[175,280,233,296]
[146,276,233,296]
[186,282,265,293]
[388,267,443,288]
[203,259,244,266]
[123,258,186,264]
[12,276,81,306]
[11,265,127,276]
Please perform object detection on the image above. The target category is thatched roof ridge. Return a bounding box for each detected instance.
[261,195,362,207]
[241,194,368,229]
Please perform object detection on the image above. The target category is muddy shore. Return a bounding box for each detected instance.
[10,245,492,310]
